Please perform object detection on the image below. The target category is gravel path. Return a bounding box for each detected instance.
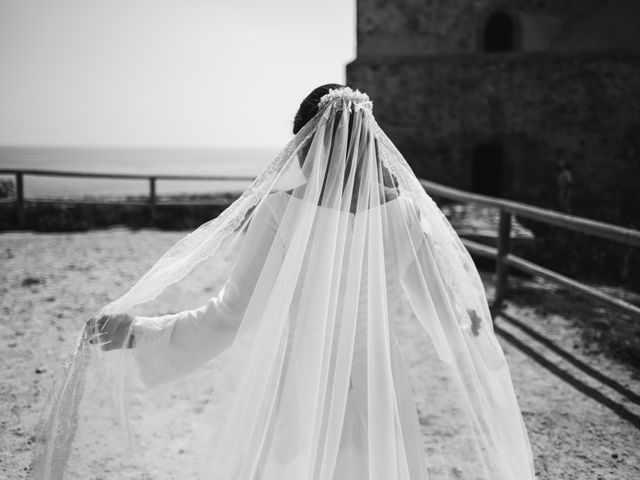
[1,229,639,479]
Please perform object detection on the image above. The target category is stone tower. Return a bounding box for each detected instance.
[347,0,640,224]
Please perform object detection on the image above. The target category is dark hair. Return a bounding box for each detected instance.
[293,83,345,134]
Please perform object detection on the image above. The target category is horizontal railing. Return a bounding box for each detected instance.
[0,168,255,224]
[0,168,255,181]
[420,179,640,248]
[420,179,640,317]
[0,168,638,317]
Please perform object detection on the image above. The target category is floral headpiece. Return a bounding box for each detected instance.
[318,87,373,113]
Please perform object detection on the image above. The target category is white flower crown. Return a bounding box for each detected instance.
[318,87,373,113]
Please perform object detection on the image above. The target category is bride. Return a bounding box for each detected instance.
[31,85,535,480]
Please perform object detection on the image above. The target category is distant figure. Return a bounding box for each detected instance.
[0,179,15,198]
[557,161,573,213]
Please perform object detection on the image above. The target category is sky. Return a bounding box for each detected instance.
[0,0,355,148]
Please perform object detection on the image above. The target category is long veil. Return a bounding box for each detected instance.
[31,87,534,480]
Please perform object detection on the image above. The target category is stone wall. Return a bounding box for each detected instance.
[347,52,640,224]
[356,0,606,56]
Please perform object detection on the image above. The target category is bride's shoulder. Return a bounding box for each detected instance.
[386,187,416,212]
[387,189,425,232]
[267,190,291,205]
[246,192,288,233]
[258,190,289,217]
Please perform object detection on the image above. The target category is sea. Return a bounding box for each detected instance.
[0,146,279,199]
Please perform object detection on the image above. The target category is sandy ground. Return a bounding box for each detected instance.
[1,229,640,479]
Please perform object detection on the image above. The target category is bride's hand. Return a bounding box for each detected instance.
[85,313,135,350]
[466,309,482,337]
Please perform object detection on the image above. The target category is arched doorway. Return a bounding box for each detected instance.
[472,143,504,197]
[482,11,516,52]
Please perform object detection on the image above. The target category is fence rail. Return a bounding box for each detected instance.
[0,168,255,224]
[1,168,638,317]
[0,168,255,181]
[419,179,640,318]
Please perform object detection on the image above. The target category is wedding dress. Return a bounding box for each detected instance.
[31,87,535,480]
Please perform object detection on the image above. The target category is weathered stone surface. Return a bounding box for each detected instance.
[349,0,640,225]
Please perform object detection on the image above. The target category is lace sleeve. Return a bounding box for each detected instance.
[398,237,457,365]
[132,196,284,387]
[398,201,505,371]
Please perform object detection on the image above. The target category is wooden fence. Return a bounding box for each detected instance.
[420,179,640,317]
[1,168,639,317]
[0,168,254,225]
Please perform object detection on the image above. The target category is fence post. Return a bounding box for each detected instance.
[15,172,25,228]
[494,210,512,309]
[148,177,157,224]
